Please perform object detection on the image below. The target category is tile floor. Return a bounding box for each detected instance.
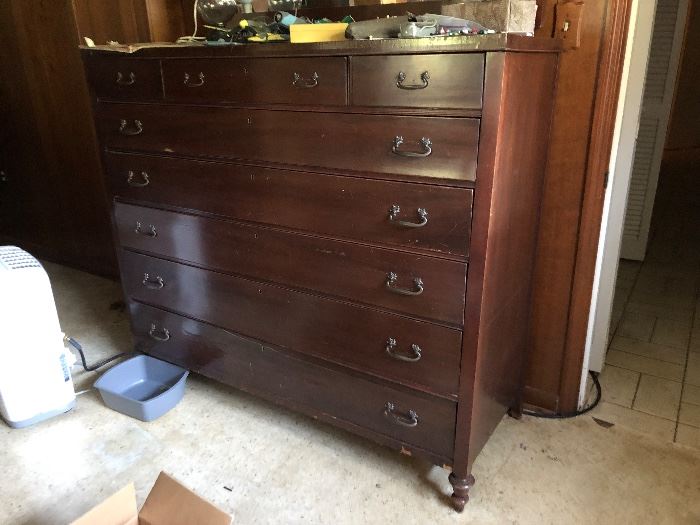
[3,262,700,524]
[595,162,700,449]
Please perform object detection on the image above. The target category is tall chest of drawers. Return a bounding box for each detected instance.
[82,35,559,512]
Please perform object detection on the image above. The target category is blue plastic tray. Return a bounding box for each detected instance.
[94,355,189,422]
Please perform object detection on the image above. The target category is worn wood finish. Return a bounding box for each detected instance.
[85,57,164,101]
[84,40,559,511]
[105,152,474,257]
[115,202,467,325]
[130,300,457,460]
[96,103,480,181]
[121,250,464,398]
[162,57,348,106]
[82,34,561,59]
[351,54,484,110]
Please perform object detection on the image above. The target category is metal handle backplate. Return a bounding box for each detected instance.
[388,205,428,228]
[116,72,135,86]
[127,170,150,187]
[396,71,430,90]
[184,72,205,87]
[293,72,319,88]
[119,119,143,136]
[142,273,164,290]
[385,272,424,296]
[135,221,157,237]
[384,402,419,427]
[392,136,432,158]
[385,337,422,362]
[149,323,170,341]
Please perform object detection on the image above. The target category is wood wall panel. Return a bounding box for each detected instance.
[525,0,610,411]
[0,0,187,276]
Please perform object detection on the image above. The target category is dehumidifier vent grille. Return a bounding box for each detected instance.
[0,246,41,271]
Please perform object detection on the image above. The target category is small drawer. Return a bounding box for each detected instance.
[114,202,467,325]
[130,301,457,459]
[162,57,347,106]
[105,152,473,258]
[120,251,463,398]
[84,57,163,101]
[96,103,480,181]
[351,54,484,110]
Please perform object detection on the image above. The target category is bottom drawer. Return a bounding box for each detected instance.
[129,301,457,460]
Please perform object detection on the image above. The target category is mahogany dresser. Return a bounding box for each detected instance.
[82,34,559,511]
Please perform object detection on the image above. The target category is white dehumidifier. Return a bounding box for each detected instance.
[0,246,76,428]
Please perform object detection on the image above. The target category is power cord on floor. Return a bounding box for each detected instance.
[522,371,602,419]
[65,336,128,372]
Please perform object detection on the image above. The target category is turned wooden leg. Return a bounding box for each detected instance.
[448,472,476,512]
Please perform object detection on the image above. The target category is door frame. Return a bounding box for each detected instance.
[554,0,636,412]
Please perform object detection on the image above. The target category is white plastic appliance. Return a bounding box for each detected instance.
[0,246,76,428]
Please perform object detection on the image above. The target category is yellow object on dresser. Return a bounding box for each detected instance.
[289,23,348,43]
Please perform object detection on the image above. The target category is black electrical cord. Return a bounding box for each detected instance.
[65,336,128,372]
[522,371,602,419]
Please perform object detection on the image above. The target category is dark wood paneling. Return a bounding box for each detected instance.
[121,251,464,398]
[0,0,116,275]
[96,103,481,182]
[525,0,609,412]
[162,57,348,106]
[105,152,473,257]
[350,54,484,110]
[115,202,467,325]
[131,301,457,461]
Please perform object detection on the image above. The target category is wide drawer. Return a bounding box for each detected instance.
[351,54,484,110]
[115,202,467,325]
[120,251,463,397]
[96,103,479,182]
[130,301,457,459]
[162,57,347,106]
[106,152,473,258]
[84,57,162,101]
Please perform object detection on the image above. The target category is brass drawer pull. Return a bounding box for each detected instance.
[116,72,136,86]
[184,72,205,87]
[385,272,424,296]
[127,170,150,187]
[392,136,432,158]
[384,402,419,428]
[119,119,143,136]
[386,337,422,362]
[142,273,164,290]
[396,71,430,90]
[388,204,428,228]
[134,221,157,237]
[292,72,319,88]
[149,323,170,341]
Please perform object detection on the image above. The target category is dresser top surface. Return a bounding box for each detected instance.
[81,33,561,59]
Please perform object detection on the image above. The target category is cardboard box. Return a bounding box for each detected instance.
[71,472,232,525]
[441,0,538,33]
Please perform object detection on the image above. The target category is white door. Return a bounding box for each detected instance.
[620,0,689,260]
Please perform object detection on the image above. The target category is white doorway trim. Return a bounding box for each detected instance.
[577,0,657,406]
